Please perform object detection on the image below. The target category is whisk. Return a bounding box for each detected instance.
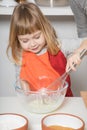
[40,49,87,93]
[38,49,87,104]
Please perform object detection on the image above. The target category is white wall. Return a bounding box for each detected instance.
[0,16,16,96]
[0,15,87,96]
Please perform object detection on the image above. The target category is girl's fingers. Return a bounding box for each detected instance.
[66,61,76,72]
[66,51,82,72]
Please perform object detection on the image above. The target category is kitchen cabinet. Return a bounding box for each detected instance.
[0,1,87,97]
[0,6,73,16]
[0,0,73,16]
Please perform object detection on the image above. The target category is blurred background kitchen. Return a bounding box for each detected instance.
[0,0,87,96]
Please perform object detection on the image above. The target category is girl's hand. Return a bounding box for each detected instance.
[20,80,30,91]
[66,52,81,72]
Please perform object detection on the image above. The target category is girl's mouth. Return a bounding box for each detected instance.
[31,46,40,52]
[32,46,39,51]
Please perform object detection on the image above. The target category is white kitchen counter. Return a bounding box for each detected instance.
[0,97,87,130]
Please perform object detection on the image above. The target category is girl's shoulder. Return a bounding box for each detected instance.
[48,50,66,60]
[48,50,67,75]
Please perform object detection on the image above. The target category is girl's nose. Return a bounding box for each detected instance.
[29,39,35,47]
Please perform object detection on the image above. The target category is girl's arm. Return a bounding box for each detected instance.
[66,39,87,72]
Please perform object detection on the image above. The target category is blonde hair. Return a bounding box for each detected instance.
[7,2,60,64]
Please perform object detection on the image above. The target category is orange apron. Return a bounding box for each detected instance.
[20,51,60,91]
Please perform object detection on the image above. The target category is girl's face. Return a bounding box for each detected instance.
[18,30,46,54]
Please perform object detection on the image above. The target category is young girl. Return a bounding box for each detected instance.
[7,2,73,96]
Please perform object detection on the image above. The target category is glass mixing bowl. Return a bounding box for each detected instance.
[15,79,68,114]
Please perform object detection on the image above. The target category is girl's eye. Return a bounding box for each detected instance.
[34,33,41,39]
[35,36,40,39]
[22,40,28,43]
